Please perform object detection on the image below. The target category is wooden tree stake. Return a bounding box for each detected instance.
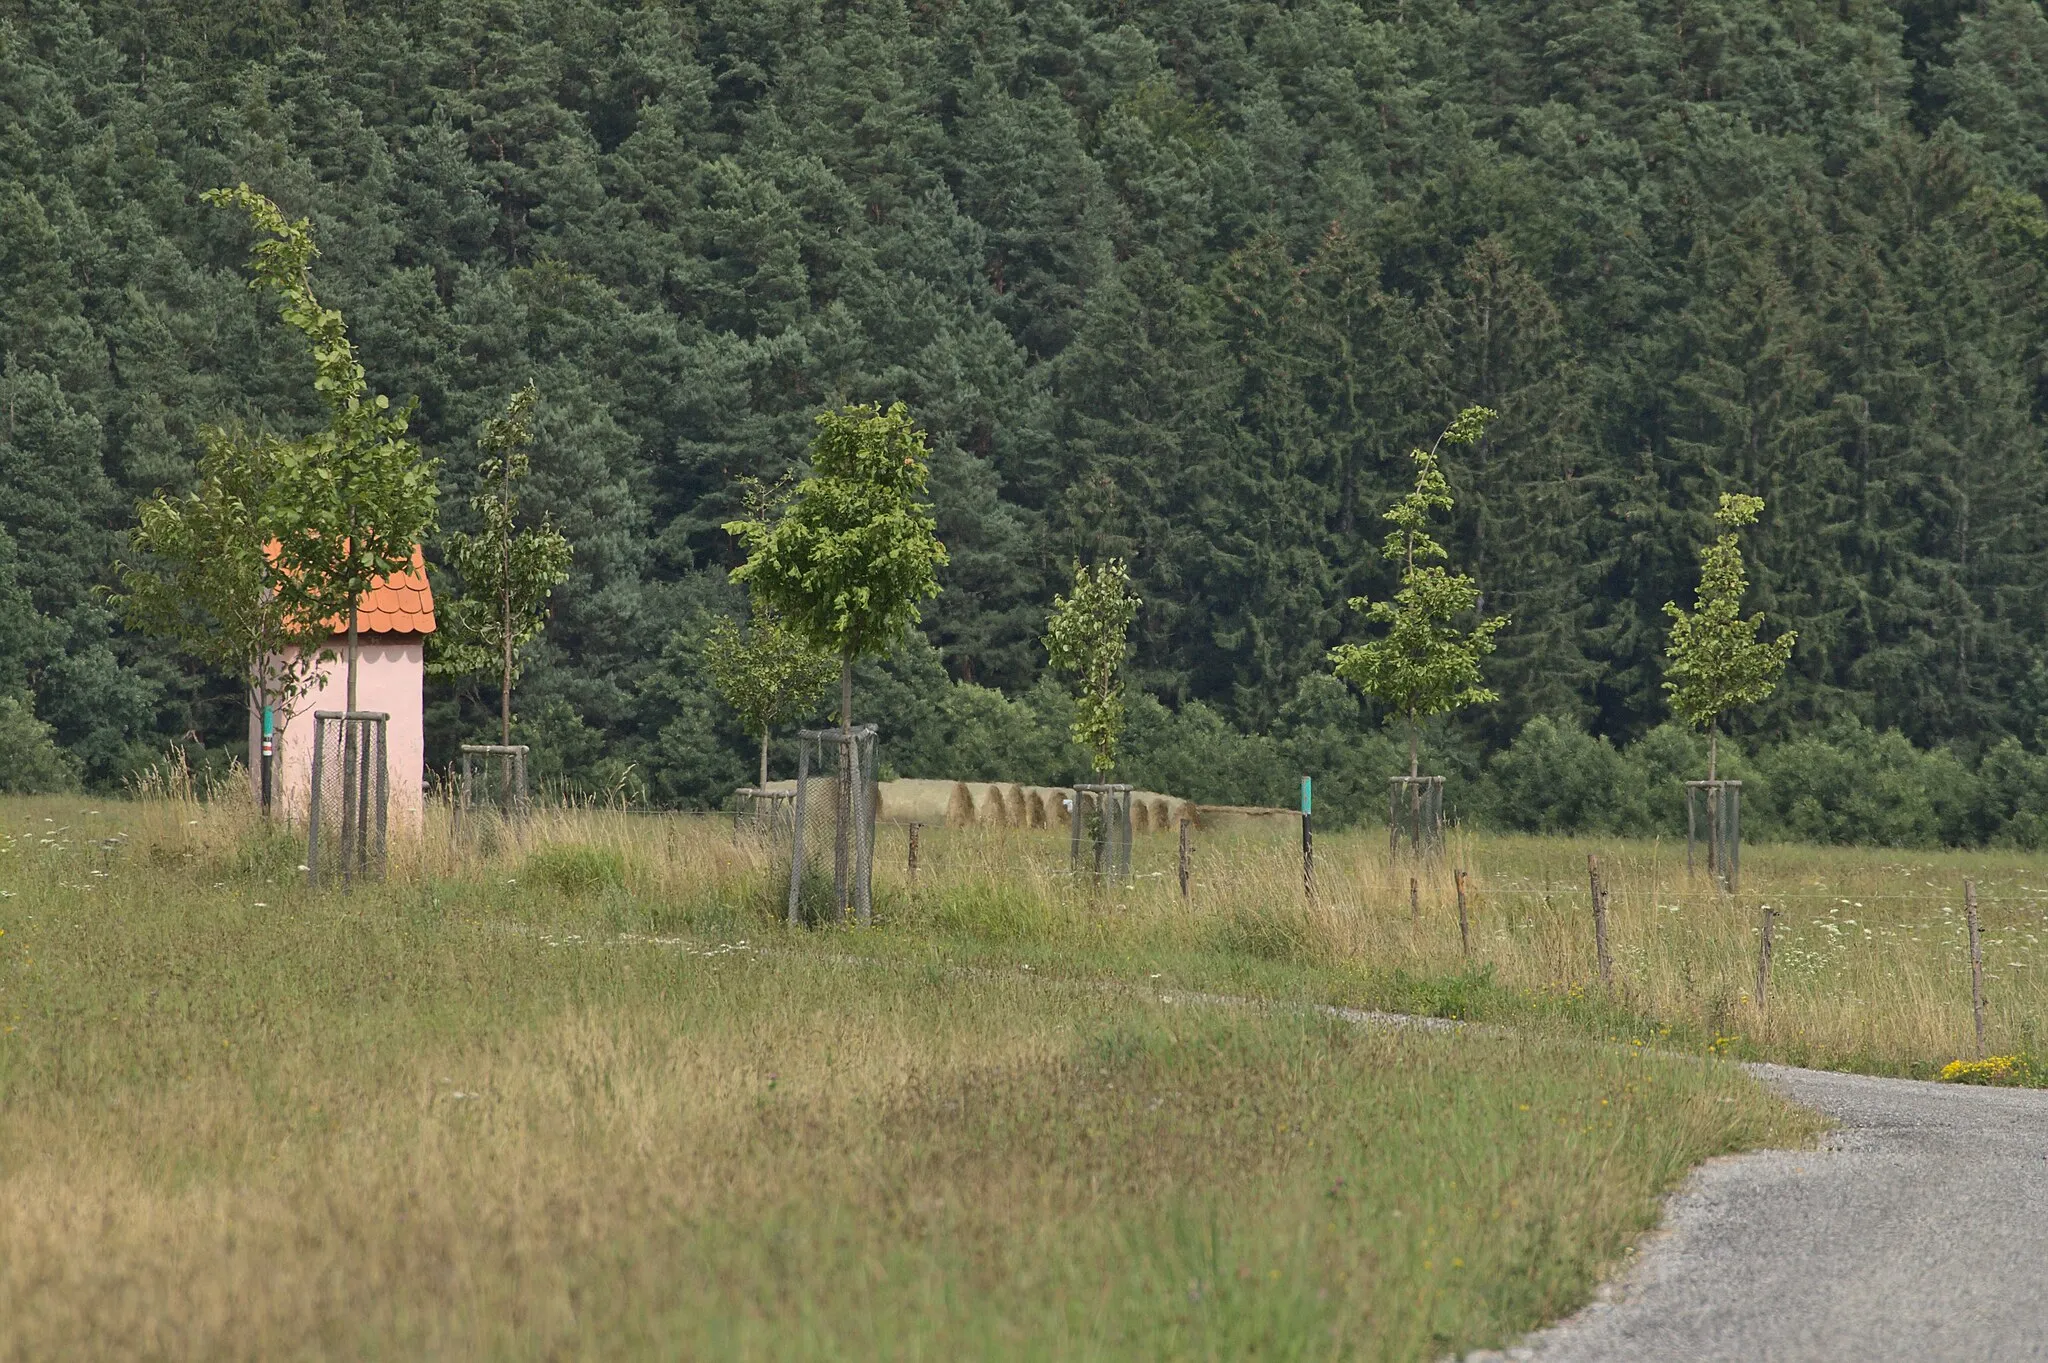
[1409,876,1420,927]
[1755,905,1775,1013]
[1177,817,1192,903]
[1588,854,1612,990]
[1455,868,1470,957]
[1966,878,1986,1058]
[908,822,921,892]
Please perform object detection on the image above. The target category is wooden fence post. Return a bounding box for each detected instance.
[907,822,921,893]
[1409,876,1419,927]
[1967,878,1986,1058]
[1756,905,1776,1013]
[1177,817,1192,903]
[1455,868,1470,957]
[1300,776,1314,902]
[1588,854,1612,990]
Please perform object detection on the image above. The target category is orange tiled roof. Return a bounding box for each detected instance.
[266,542,437,636]
[350,546,436,635]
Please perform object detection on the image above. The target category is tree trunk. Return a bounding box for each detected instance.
[501,525,514,747]
[835,654,854,923]
[501,591,514,747]
[1409,716,1420,779]
[1708,723,1718,785]
[759,729,771,789]
[346,603,360,713]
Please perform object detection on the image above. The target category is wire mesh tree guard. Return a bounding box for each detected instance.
[1388,775,1446,857]
[785,725,878,927]
[454,744,529,837]
[1070,783,1134,883]
[306,711,388,888]
[732,786,796,841]
[1686,779,1741,892]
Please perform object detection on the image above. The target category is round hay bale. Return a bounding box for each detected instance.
[876,779,965,827]
[1001,784,1029,828]
[1130,792,1187,834]
[962,782,1008,827]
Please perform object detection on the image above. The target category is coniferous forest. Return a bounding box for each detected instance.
[9,0,2048,842]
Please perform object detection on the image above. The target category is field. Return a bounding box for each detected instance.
[13,785,2032,1359]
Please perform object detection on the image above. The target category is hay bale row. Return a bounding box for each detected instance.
[1188,803,1303,838]
[753,776,1276,836]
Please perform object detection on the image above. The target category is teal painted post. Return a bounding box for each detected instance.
[1301,776,1314,900]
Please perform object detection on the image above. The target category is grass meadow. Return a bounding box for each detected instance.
[12,781,2029,1359]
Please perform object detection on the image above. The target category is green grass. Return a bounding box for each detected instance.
[0,797,1821,1360]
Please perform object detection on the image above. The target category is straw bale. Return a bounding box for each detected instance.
[961,782,1008,827]
[1190,803,1300,838]
[875,779,965,827]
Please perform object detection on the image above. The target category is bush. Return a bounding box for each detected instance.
[1481,717,1648,835]
[1274,675,1407,832]
[1122,697,1293,808]
[0,692,77,793]
[1753,719,1975,848]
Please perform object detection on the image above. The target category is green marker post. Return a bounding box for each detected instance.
[1301,775,1314,900]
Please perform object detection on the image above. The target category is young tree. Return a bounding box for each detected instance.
[204,185,439,712]
[725,402,948,731]
[429,384,574,745]
[1043,558,1141,776]
[1330,407,1510,777]
[115,426,334,801]
[1663,493,1798,782]
[702,602,840,788]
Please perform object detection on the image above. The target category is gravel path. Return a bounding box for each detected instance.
[1466,1064,2048,1362]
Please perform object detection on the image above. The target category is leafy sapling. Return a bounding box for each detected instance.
[1331,407,1509,777]
[117,426,334,795]
[1043,559,1141,777]
[703,602,840,789]
[430,383,574,746]
[204,185,439,712]
[1663,492,1796,783]
[725,402,948,732]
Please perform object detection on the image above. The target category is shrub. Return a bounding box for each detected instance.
[1122,697,1293,808]
[1482,716,1648,835]
[0,693,77,793]
[1755,719,1974,847]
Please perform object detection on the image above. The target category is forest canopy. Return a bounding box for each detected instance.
[6,0,2048,835]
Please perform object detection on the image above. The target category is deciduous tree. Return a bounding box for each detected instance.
[1331,408,1509,777]
[725,403,948,733]
[430,384,574,746]
[1043,558,1141,777]
[203,185,439,713]
[1663,493,1798,782]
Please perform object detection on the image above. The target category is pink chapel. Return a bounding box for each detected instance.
[250,548,435,828]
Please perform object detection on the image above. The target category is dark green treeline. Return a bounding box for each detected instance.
[7,0,2048,820]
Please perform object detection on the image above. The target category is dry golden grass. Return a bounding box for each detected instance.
[88,782,2048,1074]
[0,791,1821,1360]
